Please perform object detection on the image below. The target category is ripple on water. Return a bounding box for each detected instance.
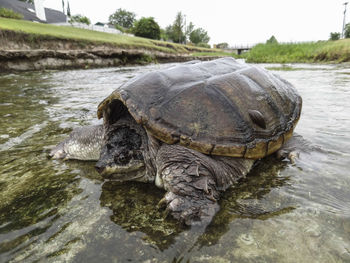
[0,63,350,262]
[0,121,48,152]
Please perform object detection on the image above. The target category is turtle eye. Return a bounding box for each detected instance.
[132,150,143,160]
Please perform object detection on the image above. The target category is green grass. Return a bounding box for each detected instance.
[313,39,350,62]
[0,8,23,19]
[4,17,347,63]
[242,40,350,63]
[0,17,216,55]
[195,41,350,63]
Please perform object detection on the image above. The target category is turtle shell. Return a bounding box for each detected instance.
[97,58,302,159]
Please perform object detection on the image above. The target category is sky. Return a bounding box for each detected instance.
[44,0,349,46]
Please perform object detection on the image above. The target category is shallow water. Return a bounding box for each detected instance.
[0,62,349,262]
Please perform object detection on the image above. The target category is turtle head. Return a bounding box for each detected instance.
[96,98,155,182]
[95,124,148,181]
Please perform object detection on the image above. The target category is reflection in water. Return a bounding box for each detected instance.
[0,64,350,262]
[100,181,181,250]
[98,156,294,252]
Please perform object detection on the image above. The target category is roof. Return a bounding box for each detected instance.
[0,0,67,23]
[95,22,115,29]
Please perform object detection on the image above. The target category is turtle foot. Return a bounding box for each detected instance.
[160,191,219,226]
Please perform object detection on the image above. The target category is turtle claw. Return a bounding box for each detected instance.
[162,191,219,226]
[288,151,299,164]
[157,196,167,209]
[276,148,300,164]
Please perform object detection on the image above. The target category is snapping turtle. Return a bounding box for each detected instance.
[51,58,302,225]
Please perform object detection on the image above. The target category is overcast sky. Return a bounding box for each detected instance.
[44,0,349,46]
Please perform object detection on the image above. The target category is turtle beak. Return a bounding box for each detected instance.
[95,159,107,175]
[95,162,105,174]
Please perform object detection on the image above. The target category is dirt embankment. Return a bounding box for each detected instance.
[0,30,218,71]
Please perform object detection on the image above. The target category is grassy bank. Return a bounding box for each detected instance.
[2,18,349,64]
[192,51,239,58]
[0,17,217,55]
[242,40,350,63]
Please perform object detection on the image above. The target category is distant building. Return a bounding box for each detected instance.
[0,0,67,23]
[94,22,115,29]
[61,22,123,35]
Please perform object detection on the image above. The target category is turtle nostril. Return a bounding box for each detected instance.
[114,151,130,165]
[119,154,127,163]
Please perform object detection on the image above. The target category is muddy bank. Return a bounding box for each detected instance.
[0,30,219,71]
[0,49,214,71]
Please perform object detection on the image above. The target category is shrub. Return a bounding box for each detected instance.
[345,23,350,38]
[133,17,161,40]
[329,32,340,41]
[0,8,23,19]
[266,35,278,44]
[190,28,210,44]
[196,42,211,48]
[69,14,91,25]
[216,42,229,49]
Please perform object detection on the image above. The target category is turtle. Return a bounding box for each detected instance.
[51,58,302,225]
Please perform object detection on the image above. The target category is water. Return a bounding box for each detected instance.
[0,62,349,262]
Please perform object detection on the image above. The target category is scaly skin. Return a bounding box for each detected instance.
[50,125,104,160]
[156,144,254,225]
[51,119,305,226]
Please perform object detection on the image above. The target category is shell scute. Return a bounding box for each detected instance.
[97,58,302,159]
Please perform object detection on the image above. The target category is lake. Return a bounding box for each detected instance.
[0,62,349,262]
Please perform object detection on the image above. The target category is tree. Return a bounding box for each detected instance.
[189,28,210,44]
[329,32,340,41]
[69,14,91,25]
[168,12,186,43]
[67,1,71,17]
[165,25,175,42]
[109,8,136,29]
[185,22,195,43]
[160,28,169,41]
[133,17,161,40]
[345,23,350,38]
[266,35,278,44]
[216,43,229,49]
[164,12,210,45]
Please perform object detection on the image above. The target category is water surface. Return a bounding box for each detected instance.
[0,62,349,262]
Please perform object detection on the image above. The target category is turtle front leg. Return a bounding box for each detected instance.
[155,144,254,226]
[155,144,231,226]
[157,162,220,226]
